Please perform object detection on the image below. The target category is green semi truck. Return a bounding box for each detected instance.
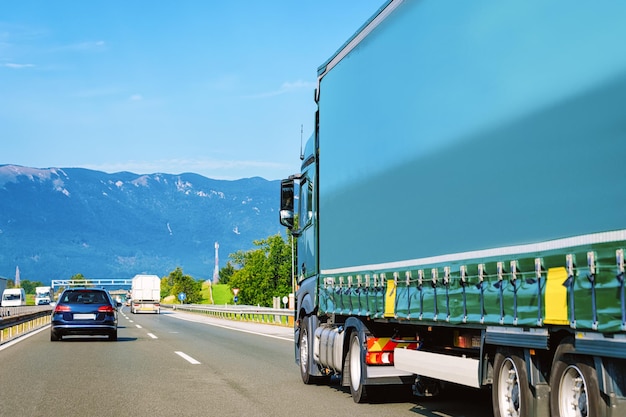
[279,1,626,416]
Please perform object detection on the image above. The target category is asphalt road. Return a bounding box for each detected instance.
[0,308,493,417]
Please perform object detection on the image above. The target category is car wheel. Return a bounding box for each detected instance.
[109,331,118,341]
[50,331,60,341]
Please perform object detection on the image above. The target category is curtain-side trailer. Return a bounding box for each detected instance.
[279,1,626,416]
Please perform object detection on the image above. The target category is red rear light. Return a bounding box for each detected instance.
[98,305,115,313]
[54,305,71,313]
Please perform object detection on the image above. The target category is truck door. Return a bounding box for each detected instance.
[297,168,317,282]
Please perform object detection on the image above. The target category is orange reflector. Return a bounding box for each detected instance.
[365,337,419,365]
[366,351,394,365]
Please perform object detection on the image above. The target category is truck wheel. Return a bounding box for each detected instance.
[348,331,369,403]
[550,340,604,417]
[492,349,531,417]
[298,316,328,385]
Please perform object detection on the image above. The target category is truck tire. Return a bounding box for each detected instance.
[549,339,605,417]
[299,316,328,385]
[492,348,532,417]
[348,331,369,403]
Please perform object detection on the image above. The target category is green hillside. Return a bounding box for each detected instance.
[201,282,233,305]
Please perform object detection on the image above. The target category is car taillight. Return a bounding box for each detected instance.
[98,305,115,313]
[54,305,71,313]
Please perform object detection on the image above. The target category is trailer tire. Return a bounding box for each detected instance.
[348,331,369,403]
[550,339,605,417]
[492,348,532,417]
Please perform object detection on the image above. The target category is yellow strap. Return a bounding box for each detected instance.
[384,279,396,317]
[544,267,569,325]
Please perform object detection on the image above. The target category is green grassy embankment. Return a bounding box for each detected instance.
[162,282,233,305]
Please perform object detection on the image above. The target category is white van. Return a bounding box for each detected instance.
[1,288,26,307]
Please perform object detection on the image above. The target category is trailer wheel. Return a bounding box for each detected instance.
[550,340,604,417]
[348,331,369,403]
[492,349,531,417]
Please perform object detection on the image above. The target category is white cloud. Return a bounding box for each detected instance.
[2,62,35,69]
[246,79,315,99]
[52,40,106,52]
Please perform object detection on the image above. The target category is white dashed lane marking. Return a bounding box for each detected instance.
[175,351,201,364]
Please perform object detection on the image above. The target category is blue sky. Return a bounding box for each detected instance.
[0,1,384,180]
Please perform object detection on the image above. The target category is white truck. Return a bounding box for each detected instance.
[35,286,53,305]
[130,274,161,314]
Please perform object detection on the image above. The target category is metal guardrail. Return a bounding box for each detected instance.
[0,304,293,346]
[163,304,295,327]
[1,305,50,318]
[0,306,53,345]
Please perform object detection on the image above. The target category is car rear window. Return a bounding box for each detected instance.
[60,290,109,304]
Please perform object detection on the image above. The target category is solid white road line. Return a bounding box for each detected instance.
[167,313,292,342]
[0,325,50,352]
[175,351,201,364]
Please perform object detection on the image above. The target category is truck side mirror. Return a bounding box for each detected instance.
[280,179,295,229]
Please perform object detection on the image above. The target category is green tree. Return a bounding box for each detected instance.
[160,276,172,299]
[218,261,236,285]
[167,267,202,304]
[20,279,45,294]
[228,234,292,307]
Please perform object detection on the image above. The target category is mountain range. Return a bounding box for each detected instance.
[0,165,282,285]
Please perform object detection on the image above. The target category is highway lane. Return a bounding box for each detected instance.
[0,308,493,417]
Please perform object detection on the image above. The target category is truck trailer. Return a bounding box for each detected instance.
[130,274,161,314]
[279,1,626,416]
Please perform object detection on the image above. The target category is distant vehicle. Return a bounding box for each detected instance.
[50,288,121,341]
[35,286,53,305]
[130,274,161,314]
[1,288,26,307]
